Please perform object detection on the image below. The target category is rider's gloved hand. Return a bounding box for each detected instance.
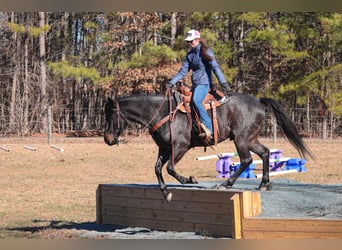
[165,82,174,89]
[221,83,232,94]
[210,84,217,93]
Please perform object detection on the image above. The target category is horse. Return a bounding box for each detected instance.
[104,89,313,202]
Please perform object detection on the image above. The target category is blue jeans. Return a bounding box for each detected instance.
[191,84,213,133]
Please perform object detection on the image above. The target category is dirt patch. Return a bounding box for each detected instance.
[0,136,341,238]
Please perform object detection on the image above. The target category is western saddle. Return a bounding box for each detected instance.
[152,85,226,145]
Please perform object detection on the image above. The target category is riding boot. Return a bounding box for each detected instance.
[199,123,213,142]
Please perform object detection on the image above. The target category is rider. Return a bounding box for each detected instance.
[166,29,232,142]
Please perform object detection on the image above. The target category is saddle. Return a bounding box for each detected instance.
[151,85,226,146]
[176,85,225,145]
[177,85,223,111]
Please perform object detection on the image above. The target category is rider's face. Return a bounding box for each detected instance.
[187,38,200,48]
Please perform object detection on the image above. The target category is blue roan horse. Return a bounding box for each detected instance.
[104,90,312,202]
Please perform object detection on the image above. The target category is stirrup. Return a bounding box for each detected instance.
[199,123,212,141]
[199,132,213,145]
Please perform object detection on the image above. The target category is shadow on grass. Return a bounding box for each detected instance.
[5,220,127,234]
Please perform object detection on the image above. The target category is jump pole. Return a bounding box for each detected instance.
[255,169,298,178]
[196,152,239,161]
[24,145,37,151]
[51,145,64,152]
[196,149,282,161]
[232,157,291,166]
[0,145,10,152]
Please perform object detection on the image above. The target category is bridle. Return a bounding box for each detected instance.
[106,100,129,144]
[106,88,178,168]
[106,88,172,144]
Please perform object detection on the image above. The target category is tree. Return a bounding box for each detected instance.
[236,12,303,95]
[280,13,342,138]
[0,12,340,138]
[39,12,48,133]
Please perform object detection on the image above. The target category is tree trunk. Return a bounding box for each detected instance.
[9,12,18,134]
[306,97,311,138]
[170,12,177,48]
[23,38,29,135]
[9,70,18,133]
[39,12,48,133]
[322,112,328,140]
[266,44,273,94]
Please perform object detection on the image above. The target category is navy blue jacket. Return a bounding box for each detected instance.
[170,44,226,87]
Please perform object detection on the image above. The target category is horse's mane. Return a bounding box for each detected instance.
[119,93,166,101]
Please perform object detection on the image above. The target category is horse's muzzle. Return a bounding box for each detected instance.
[104,133,119,146]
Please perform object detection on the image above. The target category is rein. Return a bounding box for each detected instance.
[114,88,177,169]
[167,89,175,169]
[115,89,172,144]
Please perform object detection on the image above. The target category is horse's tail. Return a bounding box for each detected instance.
[260,97,314,159]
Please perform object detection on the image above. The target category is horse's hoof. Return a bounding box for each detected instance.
[217,185,229,191]
[209,184,219,189]
[166,192,173,202]
[189,176,198,184]
[259,182,273,191]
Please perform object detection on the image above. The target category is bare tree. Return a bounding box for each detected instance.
[170,12,177,48]
[39,12,48,133]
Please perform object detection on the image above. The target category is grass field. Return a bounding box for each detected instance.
[0,136,341,238]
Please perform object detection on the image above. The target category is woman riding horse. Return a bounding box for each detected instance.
[167,29,232,143]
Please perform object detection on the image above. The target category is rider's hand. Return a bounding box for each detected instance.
[165,82,174,88]
[210,84,217,92]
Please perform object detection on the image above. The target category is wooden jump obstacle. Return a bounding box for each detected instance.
[96,184,342,239]
[96,184,261,238]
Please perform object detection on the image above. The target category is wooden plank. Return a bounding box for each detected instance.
[230,194,241,239]
[242,230,342,239]
[243,218,342,232]
[239,190,261,218]
[251,191,262,216]
[242,218,342,239]
[100,184,244,203]
[101,196,235,215]
[96,186,102,224]
[101,205,234,226]
[101,214,233,237]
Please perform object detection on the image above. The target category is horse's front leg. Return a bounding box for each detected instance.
[166,144,198,185]
[154,152,172,202]
[156,146,198,202]
[166,159,198,185]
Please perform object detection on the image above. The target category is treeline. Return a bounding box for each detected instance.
[0,12,341,138]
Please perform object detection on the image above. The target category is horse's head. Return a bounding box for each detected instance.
[104,96,127,146]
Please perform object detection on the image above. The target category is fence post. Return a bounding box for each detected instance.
[48,106,51,144]
[272,115,277,144]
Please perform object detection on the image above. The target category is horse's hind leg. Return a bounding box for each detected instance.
[221,140,253,188]
[250,141,272,191]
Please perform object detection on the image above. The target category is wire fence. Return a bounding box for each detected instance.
[0,105,341,140]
